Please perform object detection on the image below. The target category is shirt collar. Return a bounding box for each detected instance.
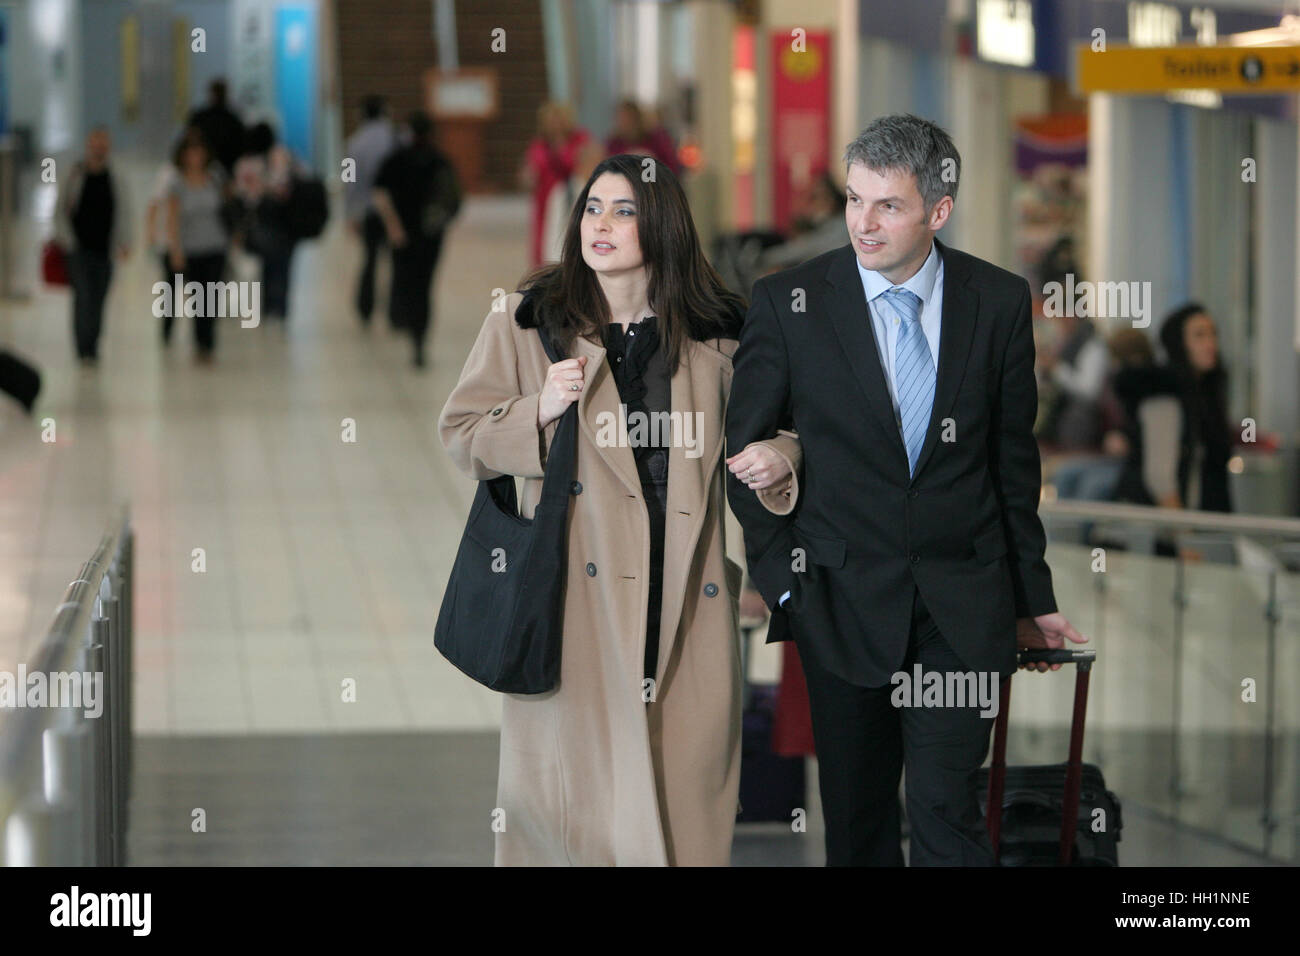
[857,240,941,306]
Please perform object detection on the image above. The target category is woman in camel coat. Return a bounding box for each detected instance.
[439,154,801,865]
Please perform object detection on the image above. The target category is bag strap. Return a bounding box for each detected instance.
[534,327,578,505]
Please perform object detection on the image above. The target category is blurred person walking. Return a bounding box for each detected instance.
[541,138,604,263]
[606,100,681,176]
[187,79,246,176]
[373,112,462,368]
[147,127,216,346]
[344,95,399,325]
[439,154,799,865]
[232,123,301,323]
[165,133,230,363]
[54,126,132,366]
[521,102,590,267]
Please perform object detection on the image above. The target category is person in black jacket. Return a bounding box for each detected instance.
[55,126,132,365]
[727,114,1086,866]
[373,112,463,368]
[187,79,245,176]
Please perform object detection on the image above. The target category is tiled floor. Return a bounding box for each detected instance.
[1,175,532,734]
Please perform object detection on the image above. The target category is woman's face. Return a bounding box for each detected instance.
[182,144,207,173]
[1183,312,1219,372]
[580,172,644,277]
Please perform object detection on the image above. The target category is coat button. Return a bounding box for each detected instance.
[570,481,583,495]
[586,562,597,577]
[909,489,919,499]
[704,582,718,597]
[910,553,920,564]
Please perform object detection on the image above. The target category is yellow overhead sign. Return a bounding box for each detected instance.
[1077,44,1300,94]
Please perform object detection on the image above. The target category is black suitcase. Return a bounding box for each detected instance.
[975,648,1122,866]
[0,349,41,413]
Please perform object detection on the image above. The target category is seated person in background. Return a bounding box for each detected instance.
[758,172,849,274]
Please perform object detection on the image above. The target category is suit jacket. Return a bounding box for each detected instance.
[725,239,1057,686]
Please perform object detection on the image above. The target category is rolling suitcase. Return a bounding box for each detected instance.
[975,648,1122,866]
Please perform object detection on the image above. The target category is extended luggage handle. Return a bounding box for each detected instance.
[1019,648,1095,669]
[987,648,1096,866]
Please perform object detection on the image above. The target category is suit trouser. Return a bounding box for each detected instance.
[355,211,387,321]
[390,233,445,354]
[69,250,112,359]
[798,587,997,866]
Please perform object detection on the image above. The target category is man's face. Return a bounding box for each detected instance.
[844,162,950,284]
[86,130,110,166]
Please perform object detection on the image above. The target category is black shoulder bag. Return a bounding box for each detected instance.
[433,329,575,693]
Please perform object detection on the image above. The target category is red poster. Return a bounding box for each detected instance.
[770,30,831,233]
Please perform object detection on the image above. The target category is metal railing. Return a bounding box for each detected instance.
[0,506,134,865]
[1036,498,1300,862]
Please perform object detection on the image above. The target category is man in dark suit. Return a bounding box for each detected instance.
[726,114,1086,866]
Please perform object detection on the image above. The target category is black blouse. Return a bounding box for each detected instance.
[602,316,670,683]
[602,316,670,489]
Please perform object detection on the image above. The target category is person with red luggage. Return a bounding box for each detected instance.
[54,126,132,366]
[727,114,1087,866]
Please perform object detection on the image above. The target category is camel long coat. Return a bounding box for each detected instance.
[438,292,800,866]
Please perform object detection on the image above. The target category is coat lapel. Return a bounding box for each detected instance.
[655,339,728,681]
[911,239,978,478]
[571,335,643,498]
[822,246,909,473]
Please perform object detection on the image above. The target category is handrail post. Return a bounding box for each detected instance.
[1261,569,1279,857]
[1170,553,1186,803]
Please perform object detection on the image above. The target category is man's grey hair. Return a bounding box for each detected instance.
[843,114,960,211]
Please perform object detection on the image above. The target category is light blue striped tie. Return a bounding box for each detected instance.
[882,288,933,476]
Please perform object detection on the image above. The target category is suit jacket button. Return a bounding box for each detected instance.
[570,481,583,495]
[910,553,920,564]
[909,489,919,499]
[704,582,718,597]
[586,562,597,577]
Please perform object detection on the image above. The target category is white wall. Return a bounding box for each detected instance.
[7,0,82,156]
[1253,115,1300,449]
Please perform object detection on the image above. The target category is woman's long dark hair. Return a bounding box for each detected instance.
[1158,302,1232,509]
[518,153,745,371]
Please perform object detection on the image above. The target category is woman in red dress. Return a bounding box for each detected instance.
[520,102,590,267]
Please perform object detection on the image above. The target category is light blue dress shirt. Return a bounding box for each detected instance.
[776,242,945,609]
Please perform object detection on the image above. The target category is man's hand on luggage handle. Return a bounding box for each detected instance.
[1016,613,1087,673]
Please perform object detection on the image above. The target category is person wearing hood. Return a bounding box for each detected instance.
[439,154,800,865]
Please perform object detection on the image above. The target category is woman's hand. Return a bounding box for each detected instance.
[538,355,588,428]
[726,442,792,490]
